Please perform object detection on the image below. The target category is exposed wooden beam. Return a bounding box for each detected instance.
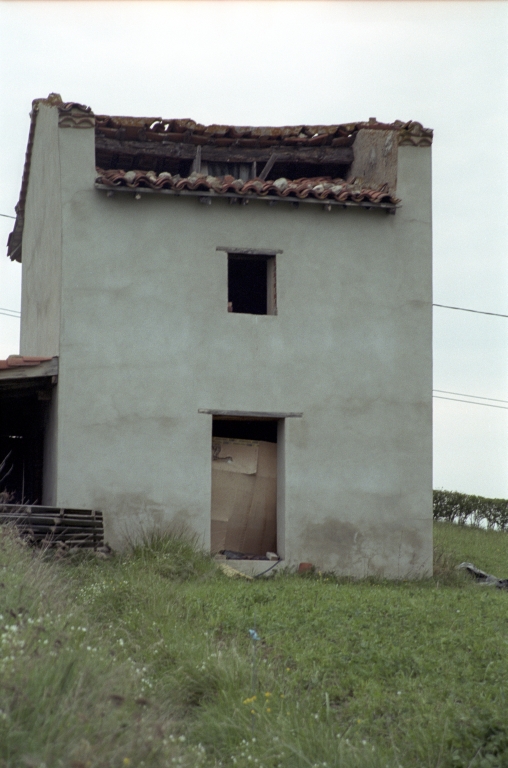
[95,137,354,166]
[190,144,202,174]
[258,153,279,181]
[96,184,399,212]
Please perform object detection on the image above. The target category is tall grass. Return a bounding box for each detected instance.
[0,529,197,768]
[2,524,508,767]
[434,520,508,577]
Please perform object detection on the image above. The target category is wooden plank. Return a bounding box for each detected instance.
[216,247,282,256]
[258,153,279,181]
[10,529,101,539]
[198,409,303,418]
[0,504,102,518]
[96,185,398,211]
[0,515,101,528]
[190,144,202,174]
[95,137,353,166]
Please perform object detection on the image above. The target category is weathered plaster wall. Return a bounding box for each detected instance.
[41,389,58,506]
[20,103,62,357]
[48,124,432,576]
[20,102,64,506]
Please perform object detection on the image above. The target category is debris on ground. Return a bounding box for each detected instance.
[217,562,254,580]
[458,562,508,589]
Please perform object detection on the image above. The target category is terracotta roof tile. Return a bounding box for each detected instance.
[0,355,53,370]
[6,94,433,262]
[94,114,432,149]
[95,168,399,205]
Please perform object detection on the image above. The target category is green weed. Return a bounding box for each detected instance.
[0,529,196,768]
[2,522,508,767]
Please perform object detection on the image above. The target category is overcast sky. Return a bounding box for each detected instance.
[0,0,507,498]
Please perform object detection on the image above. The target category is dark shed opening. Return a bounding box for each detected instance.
[0,375,54,505]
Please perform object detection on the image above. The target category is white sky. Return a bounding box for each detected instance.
[0,0,507,498]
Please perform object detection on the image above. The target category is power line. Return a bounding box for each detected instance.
[0,213,15,219]
[0,311,20,319]
[433,389,508,405]
[0,306,506,409]
[0,307,20,315]
[433,395,508,411]
[433,303,508,319]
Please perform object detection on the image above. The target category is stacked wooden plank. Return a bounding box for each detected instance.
[0,504,104,549]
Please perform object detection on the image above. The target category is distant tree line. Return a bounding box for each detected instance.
[434,489,508,530]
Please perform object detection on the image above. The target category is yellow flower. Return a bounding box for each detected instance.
[243,695,257,705]
[280,694,285,698]
[286,667,291,672]
[123,760,131,767]
[251,709,256,714]
[264,692,271,698]
[266,707,271,713]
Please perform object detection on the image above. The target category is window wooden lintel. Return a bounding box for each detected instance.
[216,247,283,257]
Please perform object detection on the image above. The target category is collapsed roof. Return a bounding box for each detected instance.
[7,94,433,262]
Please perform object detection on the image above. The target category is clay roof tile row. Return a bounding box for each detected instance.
[95,168,399,205]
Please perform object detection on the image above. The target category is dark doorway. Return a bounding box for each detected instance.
[211,416,279,558]
[0,384,50,504]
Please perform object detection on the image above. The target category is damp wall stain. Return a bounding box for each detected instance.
[97,492,204,550]
[301,515,431,578]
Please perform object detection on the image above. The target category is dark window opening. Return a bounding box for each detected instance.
[228,254,276,315]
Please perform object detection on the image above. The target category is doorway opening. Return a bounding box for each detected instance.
[0,386,48,504]
[211,417,280,559]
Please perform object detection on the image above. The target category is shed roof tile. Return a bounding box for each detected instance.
[0,355,53,370]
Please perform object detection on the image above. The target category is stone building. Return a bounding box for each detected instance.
[3,94,433,576]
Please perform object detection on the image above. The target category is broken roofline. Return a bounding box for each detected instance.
[6,94,433,261]
[94,113,433,147]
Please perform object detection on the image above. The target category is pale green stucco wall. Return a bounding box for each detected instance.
[22,108,433,576]
[20,103,62,357]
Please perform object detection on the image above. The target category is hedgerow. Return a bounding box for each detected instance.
[433,489,508,530]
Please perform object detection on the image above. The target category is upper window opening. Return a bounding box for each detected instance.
[227,254,276,316]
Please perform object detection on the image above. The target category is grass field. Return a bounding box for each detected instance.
[1,522,508,768]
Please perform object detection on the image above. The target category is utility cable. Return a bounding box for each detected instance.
[433,395,508,411]
[0,213,15,219]
[433,303,508,319]
[0,311,20,319]
[433,389,508,405]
